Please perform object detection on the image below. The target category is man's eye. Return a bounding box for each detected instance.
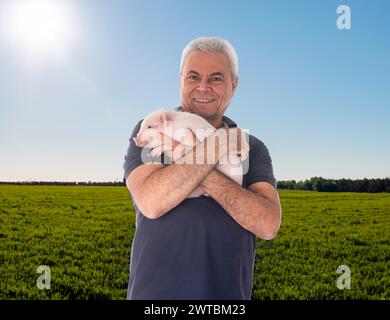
[210,77,222,82]
[188,75,199,80]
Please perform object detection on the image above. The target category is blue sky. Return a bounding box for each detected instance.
[0,0,389,182]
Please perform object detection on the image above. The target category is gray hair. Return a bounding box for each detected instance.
[179,37,238,79]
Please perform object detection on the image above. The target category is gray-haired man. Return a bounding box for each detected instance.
[123,37,281,299]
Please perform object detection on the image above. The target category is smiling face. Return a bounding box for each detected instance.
[180,50,238,128]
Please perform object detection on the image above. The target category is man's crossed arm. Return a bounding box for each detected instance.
[126,128,281,240]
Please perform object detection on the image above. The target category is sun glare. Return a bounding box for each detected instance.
[1,0,78,61]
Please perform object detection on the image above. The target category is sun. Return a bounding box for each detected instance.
[0,0,78,61]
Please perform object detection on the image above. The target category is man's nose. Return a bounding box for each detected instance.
[197,78,211,91]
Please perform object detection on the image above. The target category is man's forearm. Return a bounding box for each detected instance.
[139,131,226,218]
[141,163,213,218]
[199,170,281,240]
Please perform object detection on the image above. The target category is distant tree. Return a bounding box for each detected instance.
[295,179,312,191]
[337,178,350,192]
[311,177,325,192]
[368,179,384,193]
[277,180,296,189]
[325,179,338,192]
[385,178,390,193]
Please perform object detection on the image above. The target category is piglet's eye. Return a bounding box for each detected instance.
[147,125,152,129]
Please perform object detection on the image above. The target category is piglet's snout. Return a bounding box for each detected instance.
[133,136,147,147]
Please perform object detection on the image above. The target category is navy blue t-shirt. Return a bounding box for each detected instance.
[123,108,276,300]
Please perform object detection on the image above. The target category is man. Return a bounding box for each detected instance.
[123,37,281,300]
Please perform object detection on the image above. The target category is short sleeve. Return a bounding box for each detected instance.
[122,120,165,181]
[243,135,277,189]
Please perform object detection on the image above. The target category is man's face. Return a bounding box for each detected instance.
[180,50,238,127]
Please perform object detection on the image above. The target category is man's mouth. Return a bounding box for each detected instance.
[193,98,216,104]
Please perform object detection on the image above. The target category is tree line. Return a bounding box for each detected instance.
[277,177,390,193]
[1,177,390,193]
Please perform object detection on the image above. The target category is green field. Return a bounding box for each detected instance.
[0,185,389,299]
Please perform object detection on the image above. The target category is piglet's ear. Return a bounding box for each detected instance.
[159,112,168,124]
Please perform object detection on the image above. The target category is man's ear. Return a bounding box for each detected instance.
[232,77,238,94]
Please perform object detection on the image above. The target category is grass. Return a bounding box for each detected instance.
[0,185,389,299]
[253,191,389,300]
[0,185,134,299]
